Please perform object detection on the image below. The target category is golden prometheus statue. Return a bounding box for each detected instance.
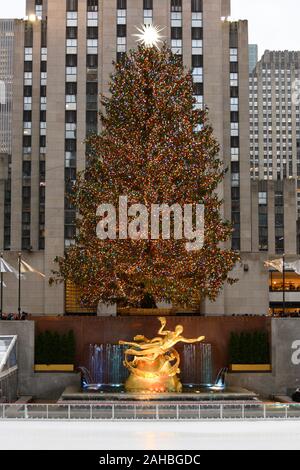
[119,317,205,393]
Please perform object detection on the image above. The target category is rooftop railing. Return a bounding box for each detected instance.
[1,402,300,421]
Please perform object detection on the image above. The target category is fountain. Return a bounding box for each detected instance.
[88,344,129,386]
[181,343,213,386]
[119,317,205,393]
[80,318,214,392]
[81,341,214,390]
[64,317,257,402]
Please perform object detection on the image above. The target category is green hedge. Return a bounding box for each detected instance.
[35,330,76,365]
[229,330,270,365]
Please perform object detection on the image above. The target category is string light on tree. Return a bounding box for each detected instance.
[133,24,164,49]
[51,44,239,308]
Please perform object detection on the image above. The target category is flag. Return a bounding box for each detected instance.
[0,258,14,273]
[20,260,45,278]
[264,259,284,273]
[285,260,300,275]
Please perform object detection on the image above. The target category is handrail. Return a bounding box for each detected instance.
[0,402,300,421]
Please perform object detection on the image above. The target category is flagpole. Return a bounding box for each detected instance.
[18,252,21,318]
[283,252,286,317]
[0,252,3,318]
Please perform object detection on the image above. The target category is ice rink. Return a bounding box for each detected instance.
[0,420,300,450]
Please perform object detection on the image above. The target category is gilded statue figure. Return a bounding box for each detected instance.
[119,317,205,393]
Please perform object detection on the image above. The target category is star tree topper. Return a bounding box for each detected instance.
[133,24,164,49]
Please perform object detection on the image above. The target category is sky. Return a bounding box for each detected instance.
[0,0,299,58]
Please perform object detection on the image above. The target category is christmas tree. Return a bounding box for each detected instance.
[52,43,239,308]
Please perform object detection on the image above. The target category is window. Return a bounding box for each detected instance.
[231,148,239,162]
[24,72,33,86]
[35,0,42,17]
[192,40,202,55]
[231,122,239,136]
[41,47,47,61]
[192,67,203,83]
[230,48,238,62]
[231,173,240,187]
[117,9,126,24]
[87,39,98,54]
[171,39,182,55]
[87,27,98,39]
[230,73,238,87]
[193,95,203,110]
[87,11,98,26]
[24,97,32,110]
[65,123,76,139]
[117,0,127,9]
[191,0,202,12]
[171,27,182,39]
[230,97,239,111]
[67,11,78,27]
[87,0,98,11]
[144,9,153,25]
[192,12,202,27]
[258,192,267,205]
[117,24,126,37]
[24,48,33,61]
[87,54,98,68]
[66,67,77,81]
[66,0,78,11]
[117,37,126,53]
[66,27,77,39]
[171,12,182,27]
[66,38,77,54]
[171,0,182,12]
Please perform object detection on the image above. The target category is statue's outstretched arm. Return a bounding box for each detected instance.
[124,347,158,358]
[180,336,205,344]
[119,340,142,348]
[150,336,163,343]
[134,335,151,343]
[158,317,168,336]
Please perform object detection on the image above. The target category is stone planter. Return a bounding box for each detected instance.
[34,364,75,372]
[230,364,272,372]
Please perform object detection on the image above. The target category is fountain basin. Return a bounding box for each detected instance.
[60,385,259,403]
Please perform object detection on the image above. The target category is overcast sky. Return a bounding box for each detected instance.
[0,0,299,58]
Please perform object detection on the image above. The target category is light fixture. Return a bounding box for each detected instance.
[133,24,164,49]
[28,14,37,22]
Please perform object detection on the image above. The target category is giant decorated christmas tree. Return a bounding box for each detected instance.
[52,31,239,309]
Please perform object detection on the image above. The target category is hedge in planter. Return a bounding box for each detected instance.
[229,330,270,365]
[35,330,75,365]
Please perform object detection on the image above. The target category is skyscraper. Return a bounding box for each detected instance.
[249,50,300,315]
[248,44,258,73]
[249,51,300,215]
[1,0,253,315]
[0,19,17,252]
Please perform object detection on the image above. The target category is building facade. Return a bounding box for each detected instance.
[248,44,258,74]
[249,51,300,214]
[249,51,300,314]
[0,19,17,251]
[1,0,255,316]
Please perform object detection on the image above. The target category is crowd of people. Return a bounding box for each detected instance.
[0,312,28,321]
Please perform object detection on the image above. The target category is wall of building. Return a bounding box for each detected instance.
[2,318,300,399]
[251,179,297,254]
[228,318,300,396]
[203,252,269,316]
[1,251,45,314]
[33,315,271,377]
[0,321,80,399]
[4,0,253,316]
